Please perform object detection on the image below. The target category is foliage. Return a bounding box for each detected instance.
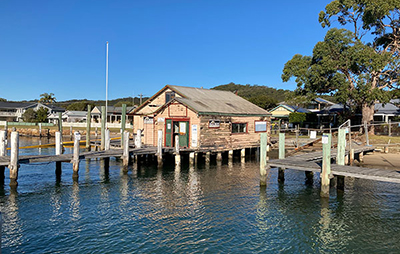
[114,100,135,107]
[282,0,400,129]
[39,93,56,104]
[289,112,307,124]
[36,107,48,122]
[66,101,96,111]
[212,82,292,106]
[248,95,277,110]
[22,108,36,122]
[0,98,6,102]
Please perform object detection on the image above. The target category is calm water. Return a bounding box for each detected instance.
[1,137,400,253]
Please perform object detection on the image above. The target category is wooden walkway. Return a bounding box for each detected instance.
[0,147,158,166]
[269,146,400,184]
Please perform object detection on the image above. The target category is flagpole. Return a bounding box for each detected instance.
[105,41,109,128]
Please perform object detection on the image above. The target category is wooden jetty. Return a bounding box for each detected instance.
[266,130,400,198]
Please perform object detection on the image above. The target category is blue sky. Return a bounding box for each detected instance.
[0,0,331,101]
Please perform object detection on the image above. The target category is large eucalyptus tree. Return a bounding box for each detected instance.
[282,0,400,132]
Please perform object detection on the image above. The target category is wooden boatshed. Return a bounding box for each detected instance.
[130,85,271,150]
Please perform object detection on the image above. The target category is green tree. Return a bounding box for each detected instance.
[282,0,400,133]
[22,108,37,122]
[39,93,56,104]
[36,107,48,122]
[67,101,95,111]
[289,112,307,124]
[248,95,277,110]
[0,98,6,102]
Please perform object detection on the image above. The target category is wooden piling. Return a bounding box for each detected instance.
[55,131,62,155]
[9,131,19,186]
[228,150,233,161]
[86,105,91,150]
[205,152,211,165]
[337,128,346,166]
[122,131,130,170]
[101,106,106,150]
[175,135,180,166]
[105,129,110,151]
[189,152,195,166]
[39,123,42,138]
[217,152,222,161]
[157,129,163,166]
[278,133,285,182]
[136,129,142,148]
[337,175,345,191]
[321,134,331,198]
[0,130,5,183]
[121,104,127,146]
[241,148,246,163]
[260,133,268,186]
[305,171,314,183]
[349,148,354,165]
[72,132,80,179]
[58,112,63,133]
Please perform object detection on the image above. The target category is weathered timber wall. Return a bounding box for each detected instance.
[199,115,270,150]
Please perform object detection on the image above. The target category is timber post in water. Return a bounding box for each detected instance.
[175,135,180,167]
[260,132,269,186]
[58,112,63,133]
[136,130,142,148]
[122,131,130,171]
[121,104,127,147]
[72,132,81,180]
[337,128,346,191]
[278,133,285,183]
[105,129,110,151]
[157,129,163,166]
[9,131,19,186]
[0,130,6,183]
[55,131,63,178]
[241,148,246,163]
[101,106,106,151]
[86,105,91,150]
[321,134,331,198]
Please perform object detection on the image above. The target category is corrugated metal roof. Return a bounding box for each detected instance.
[375,103,400,114]
[168,86,270,116]
[0,102,36,109]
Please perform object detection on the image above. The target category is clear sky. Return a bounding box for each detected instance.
[0,0,331,102]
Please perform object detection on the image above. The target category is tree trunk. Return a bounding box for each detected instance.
[362,103,375,135]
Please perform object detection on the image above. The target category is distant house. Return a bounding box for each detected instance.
[0,102,65,122]
[304,98,335,112]
[130,85,271,149]
[374,103,400,122]
[91,106,136,123]
[269,104,310,120]
[48,110,87,123]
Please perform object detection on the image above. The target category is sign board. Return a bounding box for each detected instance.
[144,117,154,124]
[209,120,220,128]
[322,135,329,144]
[179,122,187,135]
[158,117,165,123]
[310,131,317,139]
[255,121,267,132]
[345,128,349,134]
[191,124,198,147]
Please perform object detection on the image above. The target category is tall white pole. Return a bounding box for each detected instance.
[105,41,109,128]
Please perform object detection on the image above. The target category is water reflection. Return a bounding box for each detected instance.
[70,181,81,221]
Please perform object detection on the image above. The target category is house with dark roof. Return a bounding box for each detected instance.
[130,85,271,149]
[269,104,310,120]
[0,102,65,122]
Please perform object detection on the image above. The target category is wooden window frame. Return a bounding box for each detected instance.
[231,122,248,134]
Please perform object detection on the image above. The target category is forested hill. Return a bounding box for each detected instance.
[212,82,293,110]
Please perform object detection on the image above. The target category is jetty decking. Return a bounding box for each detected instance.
[268,146,400,184]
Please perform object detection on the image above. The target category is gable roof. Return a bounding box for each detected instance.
[269,104,310,114]
[146,85,270,116]
[0,101,36,109]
